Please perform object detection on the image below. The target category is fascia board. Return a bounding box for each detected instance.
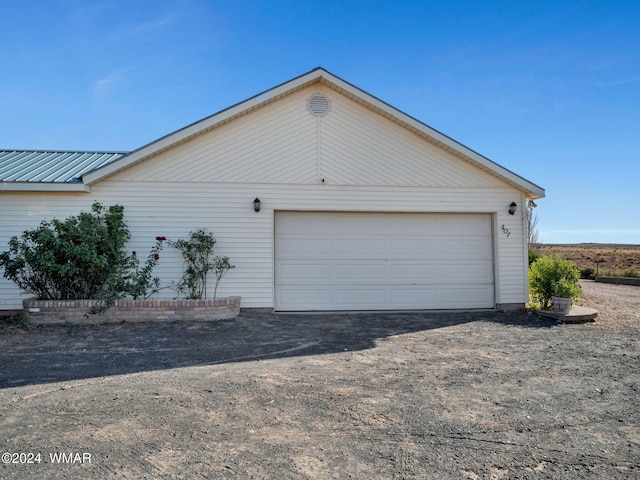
[1,182,91,192]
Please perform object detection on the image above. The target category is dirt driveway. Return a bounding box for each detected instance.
[1,281,638,479]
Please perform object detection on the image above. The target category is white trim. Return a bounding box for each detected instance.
[0,182,90,192]
[522,191,531,302]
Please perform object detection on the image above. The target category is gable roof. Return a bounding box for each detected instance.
[1,68,544,198]
[0,150,126,191]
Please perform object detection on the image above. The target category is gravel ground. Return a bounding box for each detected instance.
[0,280,638,479]
[580,280,640,331]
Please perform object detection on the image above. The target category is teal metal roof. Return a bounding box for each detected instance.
[0,150,126,183]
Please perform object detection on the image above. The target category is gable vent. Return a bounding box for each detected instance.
[307,93,330,117]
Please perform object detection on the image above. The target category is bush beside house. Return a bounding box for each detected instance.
[0,203,238,324]
[529,254,581,311]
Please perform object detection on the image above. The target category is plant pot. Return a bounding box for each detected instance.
[552,296,572,315]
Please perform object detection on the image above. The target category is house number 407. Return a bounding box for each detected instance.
[501,225,511,238]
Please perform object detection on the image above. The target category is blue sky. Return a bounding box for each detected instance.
[1,0,639,244]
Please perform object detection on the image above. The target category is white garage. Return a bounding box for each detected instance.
[0,67,544,312]
[275,211,494,311]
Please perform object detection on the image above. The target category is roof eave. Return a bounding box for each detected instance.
[1,182,91,192]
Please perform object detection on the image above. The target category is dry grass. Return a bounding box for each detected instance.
[531,243,640,277]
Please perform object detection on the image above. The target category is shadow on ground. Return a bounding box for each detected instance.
[0,309,556,388]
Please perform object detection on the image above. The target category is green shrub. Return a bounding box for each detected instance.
[168,229,235,300]
[528,249,541,266]
[0,203,165,314]
[529,255,581,310]
[580,267,595,280]
[0,203,131,300]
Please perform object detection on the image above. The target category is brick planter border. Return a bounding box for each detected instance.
[23,296,241,325]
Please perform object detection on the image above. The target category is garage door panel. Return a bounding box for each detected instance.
[333,214,383,232]
[278,289,333,308]
[388,214,441,233]
[439,215,491,233]
[388,262,440,282]
[334,238,386,255]
[436,287,494,306]
[438,262,493,282]
[335,289,388,307]
[387,239,440,258]
[439,238,492,257]
[277,263,333,282]
[277,214,333,233]
[335,263,387,281]
[389,287,440,306]
[275,212,494,310]
[277,238,332,256]
[280,286,495,311]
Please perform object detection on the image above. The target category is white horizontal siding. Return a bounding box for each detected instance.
[319,87,502,188]
[494,204,527,304]
[119,87,319,184]
[0,182,526,309]
[109,84,504,190]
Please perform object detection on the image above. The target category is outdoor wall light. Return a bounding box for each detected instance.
[253,198,261,212]
[508,202,517,215]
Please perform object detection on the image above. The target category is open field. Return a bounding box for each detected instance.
[531,243,640,276]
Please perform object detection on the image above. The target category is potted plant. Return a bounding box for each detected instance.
[529,254,581,314]
[550,278,581,315]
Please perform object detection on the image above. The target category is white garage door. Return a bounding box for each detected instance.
[275,212,494,311]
